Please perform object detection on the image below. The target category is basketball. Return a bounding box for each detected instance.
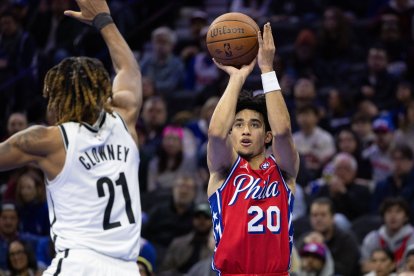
[206,13,259,68]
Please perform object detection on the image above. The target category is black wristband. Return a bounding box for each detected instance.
[92,13,114,31]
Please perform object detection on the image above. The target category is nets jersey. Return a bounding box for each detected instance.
[209,155,294,275]
[46,112,141,261]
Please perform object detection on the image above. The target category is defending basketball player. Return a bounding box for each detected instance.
[207,23,299,275]
[0,0,142,275]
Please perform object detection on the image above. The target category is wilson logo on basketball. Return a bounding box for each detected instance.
[209,26,245,38]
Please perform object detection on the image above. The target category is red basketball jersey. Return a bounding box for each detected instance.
[209,155,294,276]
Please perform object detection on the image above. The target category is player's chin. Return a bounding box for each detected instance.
[238,150,254,160]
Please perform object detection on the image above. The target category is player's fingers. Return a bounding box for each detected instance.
[257,31,263,48]
[212,58,225,69]
[264,23,273,46]
[63,10,82,19]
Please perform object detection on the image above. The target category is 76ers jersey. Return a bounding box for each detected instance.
[46,112,141,261]
[209,155,294,275]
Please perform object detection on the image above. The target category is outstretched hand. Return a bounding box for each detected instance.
[212,57,256,79]
[258,23,275,73]
[63,0,110,25]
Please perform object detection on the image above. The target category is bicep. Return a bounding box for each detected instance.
[207,136,236,174]
[111,69,142,127]
[0,140,38,171]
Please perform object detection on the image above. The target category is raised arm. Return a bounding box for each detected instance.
[207,58,256,195]
[64,0,142,131]
[258,23,299,187]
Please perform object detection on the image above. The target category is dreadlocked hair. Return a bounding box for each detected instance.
[236,89,271,132]
[43,57,113,125]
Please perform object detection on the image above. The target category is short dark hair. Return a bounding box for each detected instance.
[235,90,270,132]
[371,247,394,262]
[380,197,410,218]
[391,144,414,160]
[311,197,335,215]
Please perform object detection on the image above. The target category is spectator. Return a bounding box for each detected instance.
[335,128,372,182]
[28,0,84,67]
[395,100,414,152]
[147,125,197,192]
[378,14,408,77]
[379,0,414,42]
[183,26,220,93]
[372,145,414,221]
[351,113,376,150]
[0,11,37,115]
[402,247,414,273]
[283,29,320,86]
[293,105,336,179]
[142,174,197,262]
[4,112,28,140]
[305,197,360,276]
[161,203,213,274]
[299,242,334,276]
[364,248,397,276]
[362,198,414,272]
[355,44,396,111]
[186,229,216,276]
[140,96,167,157]
[7,239,40,276]
[15,170,49,236]
[324,88,352,134]
[393,81,413,122]
[0,203,19,270]
[363,116,395,183]
[140,26,185,95]
[314,153,371,221]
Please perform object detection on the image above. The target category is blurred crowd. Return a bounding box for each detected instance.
[0,0,413,275]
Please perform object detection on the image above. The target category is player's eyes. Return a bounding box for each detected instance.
[252,123,260,128]
[234,123,242,128]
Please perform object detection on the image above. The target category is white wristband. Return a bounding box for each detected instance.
[261,71,281,93]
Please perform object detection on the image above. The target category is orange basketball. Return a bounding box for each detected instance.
[206,13,259,68]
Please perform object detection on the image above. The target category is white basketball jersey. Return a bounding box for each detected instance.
[46,112,141,261]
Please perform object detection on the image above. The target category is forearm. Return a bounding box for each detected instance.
[208,74,246,138]
[265,88,292,137]
[100,24,139,75]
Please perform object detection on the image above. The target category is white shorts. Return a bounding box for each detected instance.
[43,249,139,276]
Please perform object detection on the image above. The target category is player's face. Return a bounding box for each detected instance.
[310,204,334,234]
[230,109,272,160]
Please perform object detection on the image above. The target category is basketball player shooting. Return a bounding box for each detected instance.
[207,23,299,275]
[0,0,143,275]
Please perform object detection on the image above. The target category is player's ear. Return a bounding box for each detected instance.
[264,131,272,144]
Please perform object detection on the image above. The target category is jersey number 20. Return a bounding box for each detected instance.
[248,206,281,234]
[97,172,136,230]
